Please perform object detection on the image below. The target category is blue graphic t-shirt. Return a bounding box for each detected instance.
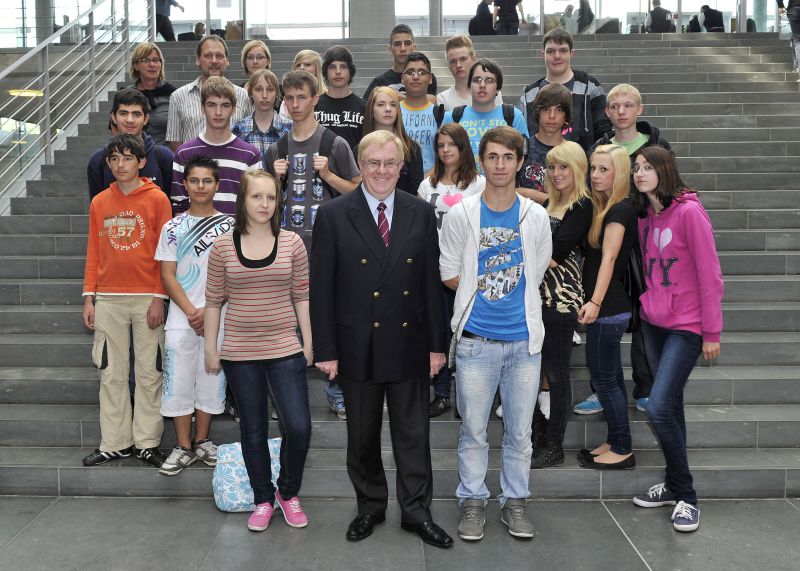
[442,105,529,174]
[464,197,528,340]
[401,101,437,173]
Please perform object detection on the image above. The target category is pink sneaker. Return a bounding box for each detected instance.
[247,503,274,532]
[275,491,309,528]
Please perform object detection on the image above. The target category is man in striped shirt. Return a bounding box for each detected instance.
[166,36,253,152]
[170,77,261,215]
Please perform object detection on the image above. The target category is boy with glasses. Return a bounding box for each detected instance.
[400,52,438,175]
[441,59,528,173]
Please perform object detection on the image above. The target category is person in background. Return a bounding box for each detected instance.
[128,42,176,146]
[778,1,800,72]
[699,4,725,32]
[363,86,424,195]
[193,22,205,40]
[631,146,723,533]
[469,0,497,36]
[560,4,579,34]
[493,0,525,35]
[155,0,184,42]
[205,170,313,532]
[646,0,673,33]
[418,122,486,417]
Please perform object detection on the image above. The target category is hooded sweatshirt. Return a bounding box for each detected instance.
[588,120,672,159]
[638,193,723,342]
[87,132,174,199]
[83,178,172,298]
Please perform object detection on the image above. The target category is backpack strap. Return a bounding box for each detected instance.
[317,127,340,199]
[502,103,515,127]
[276,132,290,197]
[452,105,466,124]
[433,103,446,128]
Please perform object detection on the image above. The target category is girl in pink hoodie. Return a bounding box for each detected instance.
[630,147,723,534]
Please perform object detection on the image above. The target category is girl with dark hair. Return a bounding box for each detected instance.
[630,147,723,533]
[363,86,425,194]
[417,123,485,416]
[204,170,313,532]
[577,144,638,471]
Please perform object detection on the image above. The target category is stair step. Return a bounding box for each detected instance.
[2,364,798,406]
[715,229,800,252]
[1,402,799,449]
[0,215,87,235]
[0,445,796,498]
[718,251,800,275]
[0,235,86,256]
[0,257,86,279]
[723,275,800,302]
[0,279,84,305]
[708,209,800,229]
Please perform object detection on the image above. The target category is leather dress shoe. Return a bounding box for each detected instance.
[400,520,454,548]
[346,513,385,541]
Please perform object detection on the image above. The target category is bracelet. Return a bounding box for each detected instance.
[588,299,602,309]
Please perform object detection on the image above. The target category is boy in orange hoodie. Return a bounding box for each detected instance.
[81,134,173,468]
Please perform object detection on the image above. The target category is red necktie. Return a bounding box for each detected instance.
[377,202,390,247]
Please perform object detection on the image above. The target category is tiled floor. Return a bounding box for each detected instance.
[1,497,799,570]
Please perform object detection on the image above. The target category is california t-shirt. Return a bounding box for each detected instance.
[155,212,235,330]
[401,100,437,173]
[465,197,528,340]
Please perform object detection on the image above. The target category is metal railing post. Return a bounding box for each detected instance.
[41,47,52,165]
[342,0,346,38]
[149,0,156,41]
[111,0,117,43]
[124,0,130,54]
[89,11,97,113]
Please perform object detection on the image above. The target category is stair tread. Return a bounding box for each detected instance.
[0,446,797,470]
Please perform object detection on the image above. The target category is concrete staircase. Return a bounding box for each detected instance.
[1,33,798,499]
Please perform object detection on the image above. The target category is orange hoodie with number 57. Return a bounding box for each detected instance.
[82,178,172,298]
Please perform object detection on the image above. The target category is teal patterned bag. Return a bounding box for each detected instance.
[212,438,282,512]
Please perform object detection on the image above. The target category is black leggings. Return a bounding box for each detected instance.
[540,306,578,443]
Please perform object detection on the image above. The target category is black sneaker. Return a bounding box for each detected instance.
[531,440,564,469]
[429,395,451,418]
[135,447,167,468]
[82,446,133,466]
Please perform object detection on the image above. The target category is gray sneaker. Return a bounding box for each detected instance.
[193,439,218,466]
[458,499,486,541]
[501,499,534,539]
[159,446,196,476]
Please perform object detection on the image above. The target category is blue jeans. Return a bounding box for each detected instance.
[324,378,344,408]
[432,286,456,398]
[585,318,632,454]
[640,320,703,505]
[222,355,312,505]
[456,336,540,505]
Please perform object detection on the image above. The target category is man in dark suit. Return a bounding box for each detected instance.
[310,130,453,549]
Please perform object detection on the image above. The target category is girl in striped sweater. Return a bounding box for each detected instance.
[204,170,313,532]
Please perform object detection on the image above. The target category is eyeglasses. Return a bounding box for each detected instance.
[632,163,655,173]
[136,57,162,65]
[402,69,430,78]
[471,77,497,86]
[361,159,402,171]
[246,54,269,61]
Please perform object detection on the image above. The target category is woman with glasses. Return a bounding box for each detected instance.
[362,86,424,194]
[128,43,175,146]
[241,40,272,89]
[630,147,722,533]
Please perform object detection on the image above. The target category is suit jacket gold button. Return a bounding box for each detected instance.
[402,322,408,327]
[373,291,380,298]
[406,258,413,263]
[373,322,380,328]
[360,258,368,264]
[403,290,410,296]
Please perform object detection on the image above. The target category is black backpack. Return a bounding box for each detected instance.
[275,127,339,199]
[433,103,516,129]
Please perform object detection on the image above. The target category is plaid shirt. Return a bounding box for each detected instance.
[232,113,292,170]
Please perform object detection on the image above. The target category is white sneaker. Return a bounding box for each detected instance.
[159,446,196,476]
[572,331,582,346]
[537,391,551,420]
[495,404,503,419]
[193,439,218,466]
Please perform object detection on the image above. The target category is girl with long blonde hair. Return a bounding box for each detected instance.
[530,141,592,469]
[577,144,639,471]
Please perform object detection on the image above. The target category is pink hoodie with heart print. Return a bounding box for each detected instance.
[638,192,724,342]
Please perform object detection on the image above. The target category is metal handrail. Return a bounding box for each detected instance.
[0,0,152,201]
